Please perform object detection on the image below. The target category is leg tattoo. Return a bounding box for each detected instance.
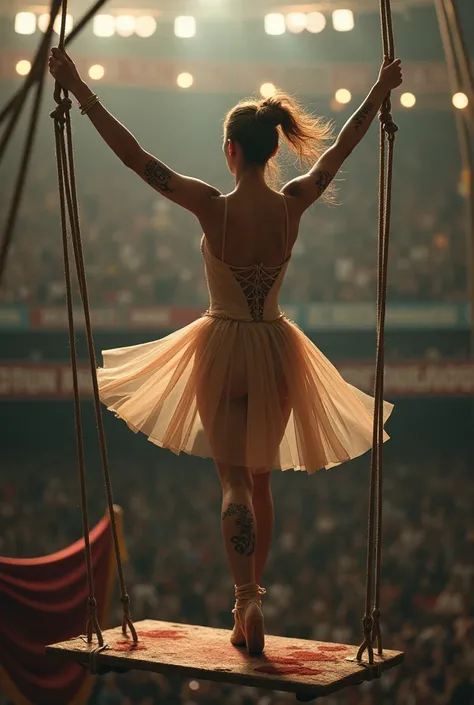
[222,503,256,557]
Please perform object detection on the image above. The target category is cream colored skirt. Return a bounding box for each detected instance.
[97,315,393,474]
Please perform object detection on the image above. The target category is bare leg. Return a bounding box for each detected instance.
[252,471,274,584]
[217,463,265,653]
[218,463,256,587]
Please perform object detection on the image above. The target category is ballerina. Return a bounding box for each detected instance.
[49,48,402,655]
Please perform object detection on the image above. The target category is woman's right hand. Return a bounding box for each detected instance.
[378,58,403,91]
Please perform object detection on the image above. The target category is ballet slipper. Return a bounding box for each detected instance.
[231,582,266,654]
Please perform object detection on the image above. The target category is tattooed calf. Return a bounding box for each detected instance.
[222,503,256,556]
[144,159,173,193]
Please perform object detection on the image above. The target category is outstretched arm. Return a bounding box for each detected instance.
[49,48,220,215]
[282,58,403,210]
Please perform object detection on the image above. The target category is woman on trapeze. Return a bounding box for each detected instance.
[49,47,402,655]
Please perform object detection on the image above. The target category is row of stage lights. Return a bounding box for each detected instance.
[12,59,471,110]
[14,10,354,38]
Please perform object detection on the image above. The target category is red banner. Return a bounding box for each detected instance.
[1,362,473,398]
[0,511,124,705]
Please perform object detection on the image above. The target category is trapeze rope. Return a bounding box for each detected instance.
[51,0,138,647]
[357,0,398,665]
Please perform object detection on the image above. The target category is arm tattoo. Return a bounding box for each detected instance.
[285,182,304,198]
[315,170,333,198]
[352,101,374,130]
[144,159,173,193]
[222,503,256,556]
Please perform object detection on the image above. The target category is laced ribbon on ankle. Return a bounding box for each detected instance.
[233,582,266,611]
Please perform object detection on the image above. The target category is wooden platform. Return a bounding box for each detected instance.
[46,620,404,701]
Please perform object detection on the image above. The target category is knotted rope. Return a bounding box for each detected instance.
[51,0,137,645]
[357,0,398,665]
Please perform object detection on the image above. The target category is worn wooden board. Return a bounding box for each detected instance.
[46,619,404,701]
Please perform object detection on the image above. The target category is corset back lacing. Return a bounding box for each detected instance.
[204,194,290,323]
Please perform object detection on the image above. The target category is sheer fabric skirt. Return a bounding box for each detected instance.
[97,316,393,474]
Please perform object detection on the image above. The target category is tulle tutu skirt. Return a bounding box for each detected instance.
[97,315,393,474]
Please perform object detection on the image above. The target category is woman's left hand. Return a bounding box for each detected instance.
[48,47,82,92]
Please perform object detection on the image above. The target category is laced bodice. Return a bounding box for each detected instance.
[202,195,291,322]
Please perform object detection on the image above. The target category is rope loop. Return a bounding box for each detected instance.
[362,614,373,640]
[371,606,383,651]
[85,595,104,646]
[53,81,63,107]
[379,100,399,137]
[120,593,138,641]
[120,594,130,610]
[87,595,98,612]
[381,118,399,137]
[50,96,72,126]
[356,615,375,663]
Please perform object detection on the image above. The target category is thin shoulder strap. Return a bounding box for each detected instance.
[221,195,228,261]
[281,194,290,259]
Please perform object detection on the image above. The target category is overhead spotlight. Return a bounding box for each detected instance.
[175,16,196,38]
[260,82,277,98]
[89,64,105,80]
[453,92,468,109]
[135,16,157,38]
[286,12,307,34]
[307,12,326,33]
[189,681,200,691]
[14,12,36,35]
[37,13,50,32]
[177,72,194,88]
[264,13,285,36]
[400,92,416,108]
[93,14,115,37]
[335,88,352,104]
[53,14,73,34]
[16,59,32,76]
[115,15,135,37]
[332,9,354,32]
[38,13,73,34]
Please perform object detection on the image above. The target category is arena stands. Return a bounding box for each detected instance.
[0,107,467,309]
[1,435,473,704]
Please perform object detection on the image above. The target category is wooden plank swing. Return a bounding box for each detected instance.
[47,621,403,702]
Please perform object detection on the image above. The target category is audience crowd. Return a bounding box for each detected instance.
[1,444,473,705]
[0,127,467,308]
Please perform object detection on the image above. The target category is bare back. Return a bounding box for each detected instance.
[199,187,300,267]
